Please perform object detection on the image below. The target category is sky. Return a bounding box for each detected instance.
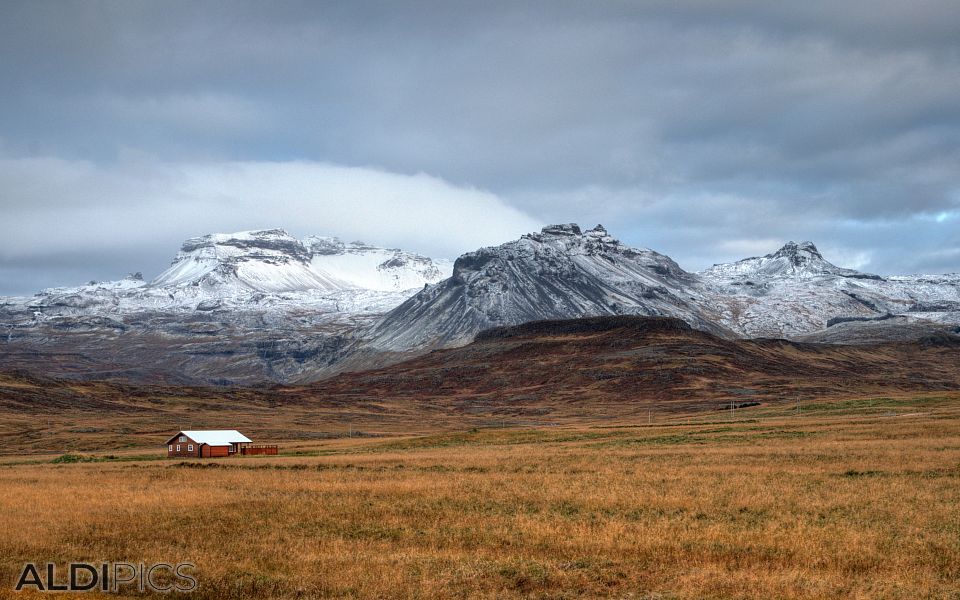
[1,1,959,294]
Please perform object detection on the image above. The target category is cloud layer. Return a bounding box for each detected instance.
[0,1,958,293]
[0,158,537,293]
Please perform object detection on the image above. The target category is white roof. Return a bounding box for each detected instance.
[175,430,252,446]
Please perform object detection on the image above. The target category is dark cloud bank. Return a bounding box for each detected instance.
[1,1,958,294]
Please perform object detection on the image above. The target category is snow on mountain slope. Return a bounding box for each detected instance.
[701,241,873,280]
[699,241,960,337]
[152,229,348,293]
[364,224,730,352]
[305,236,453,292]
[0,229,456,384]
[10,229,453,317]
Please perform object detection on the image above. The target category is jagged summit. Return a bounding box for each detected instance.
[527,223,619,245]
[772,241,823,263]
[539,223,582,236]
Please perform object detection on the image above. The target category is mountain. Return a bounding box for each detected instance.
[152,229,347,293]
[700,241,960,338]
[364,224,728,353]
[0,229,452,384]
[8,229,452,314]
[700,241,873,280]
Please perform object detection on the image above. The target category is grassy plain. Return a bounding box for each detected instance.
[2,394,960,599]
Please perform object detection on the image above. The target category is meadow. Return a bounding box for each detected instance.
[2,394,959,599]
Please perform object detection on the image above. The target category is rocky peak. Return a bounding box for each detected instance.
[304,236,346,256]
[584,224,609,238]
[540,223,582,236]
[179,229,311,264]
[304,236,397,257]
[771,241,824,266]
[521,223,624,252]
[535,223,612,240]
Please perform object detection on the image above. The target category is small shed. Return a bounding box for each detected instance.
[166,430,253,458]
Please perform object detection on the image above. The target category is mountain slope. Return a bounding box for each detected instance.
[152,229,348,293]
[305,236,453,292]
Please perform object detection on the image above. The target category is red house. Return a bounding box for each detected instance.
[166,430,254,458]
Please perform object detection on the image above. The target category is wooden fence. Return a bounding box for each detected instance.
[240,445,279,456]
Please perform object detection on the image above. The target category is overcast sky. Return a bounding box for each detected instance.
[1,1,959,294]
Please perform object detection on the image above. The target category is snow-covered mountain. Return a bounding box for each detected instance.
[10,229,453,316]
[364,224,729,352]
[699,240,960,337]
[700,241,872,280]
[152,229,347,293]
[0,229,453,384]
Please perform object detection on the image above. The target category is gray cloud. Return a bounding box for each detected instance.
[0,0,958,293]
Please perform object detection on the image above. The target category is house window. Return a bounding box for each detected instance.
[176,445,181,451]
[168,445,173,451]
[179,436,185,442]
[188,444,193,452]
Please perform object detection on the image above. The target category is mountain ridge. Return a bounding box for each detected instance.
[1,223,959,385]
[364,224,960,355]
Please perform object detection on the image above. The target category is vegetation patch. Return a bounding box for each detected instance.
[51,453,100,464]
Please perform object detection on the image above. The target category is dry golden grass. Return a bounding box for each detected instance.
[2,396,960,599]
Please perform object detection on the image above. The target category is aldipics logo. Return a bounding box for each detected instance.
[14,562,197,593]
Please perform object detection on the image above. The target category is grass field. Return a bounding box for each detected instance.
[2,394,960,599]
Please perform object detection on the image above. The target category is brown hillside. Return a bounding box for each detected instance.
[297,316,960,416]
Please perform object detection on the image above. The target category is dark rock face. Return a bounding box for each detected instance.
[180,229,313,265]
[773,241,824,265]
[827,313,897,328]
[540,223,582,236]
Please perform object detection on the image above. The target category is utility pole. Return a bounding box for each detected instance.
[648,408,652,425]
